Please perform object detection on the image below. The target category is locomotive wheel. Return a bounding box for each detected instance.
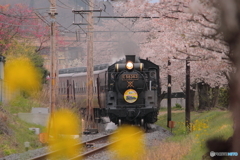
[118,119,121,126]
[141,119,144,126]
[140,119,147,132]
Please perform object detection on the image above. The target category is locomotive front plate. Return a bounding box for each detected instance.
[116,71,145,95]
[123,89,138,103]
[121,74,139,81]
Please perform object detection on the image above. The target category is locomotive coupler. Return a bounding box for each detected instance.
[127,110,136,117]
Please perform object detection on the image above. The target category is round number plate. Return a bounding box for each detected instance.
[124,89,138,103]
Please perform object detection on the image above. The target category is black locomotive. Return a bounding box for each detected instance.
[106,55,161,127]
[58,55,161,128]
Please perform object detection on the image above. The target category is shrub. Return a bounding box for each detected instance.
[218,88,229,108]
[175,103,182,109]
[2,145,15,155]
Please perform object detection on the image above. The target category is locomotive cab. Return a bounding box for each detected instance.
[106,55,160,127]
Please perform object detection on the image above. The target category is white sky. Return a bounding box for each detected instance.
[149,0,160,3]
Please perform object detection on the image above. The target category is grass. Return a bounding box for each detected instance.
[153,109,233,160]
[0,115,46,157]
[0,94,47,157]
[160,106,184,112]
[5,94,42,114]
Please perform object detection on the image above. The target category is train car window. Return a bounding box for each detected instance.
[60,82,62,92]
[74,83,77,93]
[59,83,61,94]
[100,86,104,92]
[63,82,65,94]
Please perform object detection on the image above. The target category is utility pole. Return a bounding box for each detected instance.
[167,59,171,128]
[86,0,94,130]
[72,1,101,133]
[185,57,190,132]
[49,0,57,131]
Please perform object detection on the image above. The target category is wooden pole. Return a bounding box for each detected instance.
[49,0,57,132]
[167,59,172,128]
[86,0,94,130]
[185,57,190,132]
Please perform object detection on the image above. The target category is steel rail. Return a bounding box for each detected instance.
[69,131,143,160]
[29,133,115,160]
[30,131,142,160]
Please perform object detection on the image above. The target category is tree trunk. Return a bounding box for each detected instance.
[190,84,196,111]
[198,83,210,110]
[194,83,199,110]
[210,87,219,109]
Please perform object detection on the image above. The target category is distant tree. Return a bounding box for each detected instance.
[0,4,50,54]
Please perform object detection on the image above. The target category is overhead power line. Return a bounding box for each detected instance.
[0,21,39,27]
[0,11,44,19]
[34,11,50,26]
[77,0,136,33]
[57,0,73,9]
[93,16,160,19]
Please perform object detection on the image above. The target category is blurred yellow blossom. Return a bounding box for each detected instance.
[47,109,81,159]
[4,56,41,94]
[109,125,145,160]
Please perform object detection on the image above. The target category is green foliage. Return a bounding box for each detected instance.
[218,87,229,108]
[175,103,182,109]
[1,145,16,155]
[3,40,49,85]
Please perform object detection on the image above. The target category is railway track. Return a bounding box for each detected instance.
[30,131,142,160]
[29,132,113,160]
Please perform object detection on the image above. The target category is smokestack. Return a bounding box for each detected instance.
[125,55,135,63]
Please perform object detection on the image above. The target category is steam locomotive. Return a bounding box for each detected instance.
[58,55,161,128]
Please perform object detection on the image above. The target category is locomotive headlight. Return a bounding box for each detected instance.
[126,61,133,70]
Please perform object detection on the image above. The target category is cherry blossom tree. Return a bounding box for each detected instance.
[102,0,231,109]
[0,4,50,54]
